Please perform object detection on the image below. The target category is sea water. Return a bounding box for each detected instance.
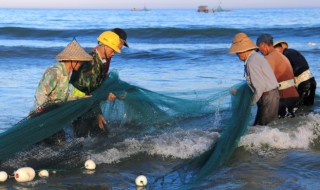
[0,8,320,189]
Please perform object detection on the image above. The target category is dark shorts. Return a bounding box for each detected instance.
[72,113,107,138]
[254,88,280,126]
[278,97,301,118]
[297,77,317,106]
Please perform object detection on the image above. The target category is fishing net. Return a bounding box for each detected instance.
[188,83,253,183]
[0,72,118,162]
[0,71,253,181]
[153,83,253,188]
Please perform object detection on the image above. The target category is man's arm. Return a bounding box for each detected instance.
[35,68,57,108]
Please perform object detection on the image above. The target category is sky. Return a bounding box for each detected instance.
[0,0,319,9]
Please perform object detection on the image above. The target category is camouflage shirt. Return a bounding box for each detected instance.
[34,62,70,108]
[70,50,111,95]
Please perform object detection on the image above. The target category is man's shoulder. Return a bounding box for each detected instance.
[76,61,94,73]
[284,48,302,57]
[267,50,286,60]
[44,64,61,76]
[248,51,264,62]
[285,48,299,53]
[76,54,104,73]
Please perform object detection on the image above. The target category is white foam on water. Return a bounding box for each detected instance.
[89,138,144,164]
[239,113,320,155]
[89,128,220,164]
[148,129,219,159]
[24,178,47,187]
[308,42,317,46]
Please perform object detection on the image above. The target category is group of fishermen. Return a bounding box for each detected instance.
[30,28,129,144]
[229,32,316,126]
[30,29,316,144]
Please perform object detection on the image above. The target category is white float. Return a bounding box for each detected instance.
[84,159,96,170]
[135,175,147,186]
[38,170,49,178]
[0,171,8,182]
[14,167,36,182]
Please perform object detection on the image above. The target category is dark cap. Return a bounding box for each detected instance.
[111,28,129,47]
[256,34,274,46]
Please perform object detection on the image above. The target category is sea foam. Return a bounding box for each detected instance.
[89,128,219,164]
[238,113,320,155]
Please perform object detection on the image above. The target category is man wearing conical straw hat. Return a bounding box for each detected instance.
[70,29,129,137]
[256,34,300,118]
[32,39,92,113]
[229,33,279,125]
[274,40,316,106]
[30,39,92,145]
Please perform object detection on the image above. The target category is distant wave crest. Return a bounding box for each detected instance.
[0,26,319,42]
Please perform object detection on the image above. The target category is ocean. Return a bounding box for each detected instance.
[0,8,320,189]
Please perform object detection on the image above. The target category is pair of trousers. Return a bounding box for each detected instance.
[254,88,280,126]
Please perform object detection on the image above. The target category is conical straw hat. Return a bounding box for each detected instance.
[273,40,288,49]
[56,39,92,61]
[229,33,258,54]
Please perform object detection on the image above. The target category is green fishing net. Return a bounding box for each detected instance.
[153,83,253,188]
[189,83,253,183]
[0,71,253,182]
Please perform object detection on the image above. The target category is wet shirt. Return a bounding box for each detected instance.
[283,48,310,77]
[70,51,111,95]
[244,51,279,104]
[34,62,70,108]
[265,50,299,99]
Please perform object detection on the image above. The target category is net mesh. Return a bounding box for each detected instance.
[0,72,118,161]
[0,71,253,181]
[188,83,253,184]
